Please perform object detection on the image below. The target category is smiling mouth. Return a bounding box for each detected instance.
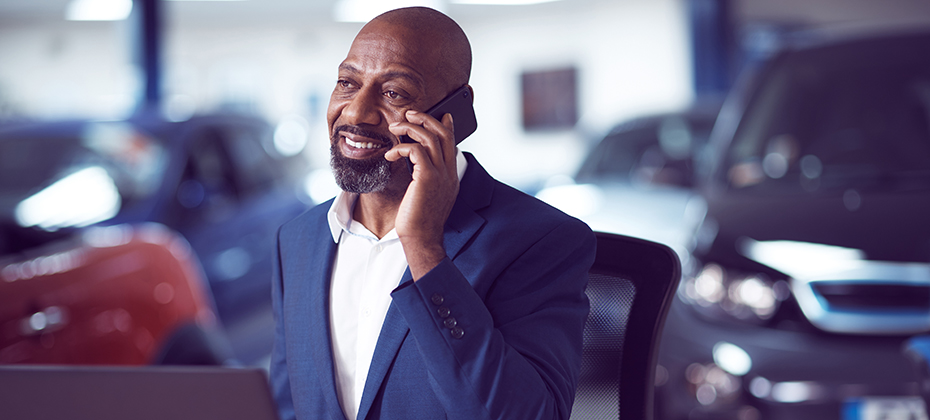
[334,124,394,153]
[344,137,386,150]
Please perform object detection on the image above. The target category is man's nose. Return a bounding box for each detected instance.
[342,89,382,127]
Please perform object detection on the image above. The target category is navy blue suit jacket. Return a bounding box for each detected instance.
[270,153,595,420]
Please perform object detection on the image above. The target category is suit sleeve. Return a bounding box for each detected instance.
[269,226,297,420]
[390,217,595,420]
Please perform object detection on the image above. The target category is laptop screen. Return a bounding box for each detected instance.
[0,365,279,420]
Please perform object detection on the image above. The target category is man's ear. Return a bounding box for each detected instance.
[466,84,475,104]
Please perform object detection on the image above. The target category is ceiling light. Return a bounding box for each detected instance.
[66,0,133,21]
[451,0,561,4]
[333,0,445,23]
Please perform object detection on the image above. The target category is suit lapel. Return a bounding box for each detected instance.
[354,153,494,420]
[444,153,493,260]
[287,211,345,420]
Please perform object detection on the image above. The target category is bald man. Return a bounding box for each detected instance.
[269,7,595,420]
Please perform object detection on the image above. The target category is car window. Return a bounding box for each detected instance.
[173,122,285,224]
[725,39,930,193]
[576,127,655,183]
[577,113,714,185]
[0,135,77,198]
[219,123,280,196]
[1,123,167,233]
[173,127,237,221]
[0,123,165,200]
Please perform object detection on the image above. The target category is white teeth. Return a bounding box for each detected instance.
[345,137,382,149]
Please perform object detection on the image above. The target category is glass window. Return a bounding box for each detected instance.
[726,39,930,193]
[0,122,166,206]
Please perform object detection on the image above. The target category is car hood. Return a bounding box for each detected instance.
[704,188,930,264]
[536,182,703,267]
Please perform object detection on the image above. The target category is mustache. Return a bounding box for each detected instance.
[332,124,394,145]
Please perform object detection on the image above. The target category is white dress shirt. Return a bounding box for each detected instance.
[326,150,467,420]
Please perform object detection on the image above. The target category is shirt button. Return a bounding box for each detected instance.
[437,307,450,318]
[443,317,457,329]
[431,294,444,306]
[451,327,464,339]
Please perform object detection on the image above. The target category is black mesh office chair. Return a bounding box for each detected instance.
[570,231,680,420]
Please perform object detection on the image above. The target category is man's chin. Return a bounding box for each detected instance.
[331,143,393,194]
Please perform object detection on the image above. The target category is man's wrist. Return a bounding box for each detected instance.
[404,241,447,280]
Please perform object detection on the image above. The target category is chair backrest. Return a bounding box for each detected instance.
[570,231,680,420]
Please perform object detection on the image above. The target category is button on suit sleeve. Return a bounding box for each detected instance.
[391,218,595,420]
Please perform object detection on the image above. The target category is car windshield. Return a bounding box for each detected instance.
[577,113,716,184]
[725,36,930,193]
[0,122,167,231]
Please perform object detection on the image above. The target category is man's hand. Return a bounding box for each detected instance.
[386,110,459,280]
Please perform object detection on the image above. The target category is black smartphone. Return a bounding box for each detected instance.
[399,85,478,170]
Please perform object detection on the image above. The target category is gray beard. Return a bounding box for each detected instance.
[330,141,393,194]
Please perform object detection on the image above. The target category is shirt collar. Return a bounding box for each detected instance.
[327,149,468,243]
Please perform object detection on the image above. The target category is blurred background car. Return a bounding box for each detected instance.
[535,99,720,263]
[654,29,930,420]
[573,100,721,189]
[0,223,229,365]
[0,113,311,365]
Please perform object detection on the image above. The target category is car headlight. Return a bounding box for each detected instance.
[681,262,791,323]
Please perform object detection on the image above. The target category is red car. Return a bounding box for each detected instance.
[0,223,224,365]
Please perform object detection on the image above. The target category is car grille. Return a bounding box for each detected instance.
[791,261,930,335]
[811,283,930,311]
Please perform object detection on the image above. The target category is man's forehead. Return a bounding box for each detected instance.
[341,27,434,82]
[349,30,418,61]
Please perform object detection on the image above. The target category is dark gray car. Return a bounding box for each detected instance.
[656,29,930,420]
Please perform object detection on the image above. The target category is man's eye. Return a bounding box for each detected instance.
[337,80,353,89]
[384,91,401,100]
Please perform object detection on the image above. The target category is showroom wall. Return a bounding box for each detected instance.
[2,0,929,186]
[0,20,137,120]
[0,0,693,188]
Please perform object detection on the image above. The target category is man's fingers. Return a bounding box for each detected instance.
[388,113,452,168]
[402,110,454,151]
[440,113,456,163]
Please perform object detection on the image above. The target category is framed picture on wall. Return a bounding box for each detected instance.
[521,66,578,131]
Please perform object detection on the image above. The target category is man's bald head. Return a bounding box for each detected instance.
[362,7,472,92]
